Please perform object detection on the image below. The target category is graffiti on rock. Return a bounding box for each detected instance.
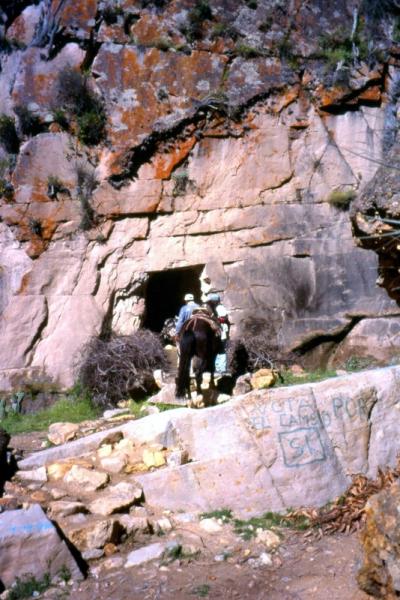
[246,392,375,432]
[244,388,377,469]
[279,427,326,468]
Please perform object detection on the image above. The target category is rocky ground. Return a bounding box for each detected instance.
[1,426,370,600]
[57,529,369,600]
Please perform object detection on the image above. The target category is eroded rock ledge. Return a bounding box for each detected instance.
[18,365,400,518]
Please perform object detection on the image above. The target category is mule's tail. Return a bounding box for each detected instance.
[176,330,195,399]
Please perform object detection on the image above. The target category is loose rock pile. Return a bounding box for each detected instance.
[2,366,400,596]
[0,412,285,595]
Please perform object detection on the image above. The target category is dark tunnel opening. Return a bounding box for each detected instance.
[143,265,204,332]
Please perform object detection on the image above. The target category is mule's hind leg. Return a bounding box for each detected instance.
[192,356,203,395]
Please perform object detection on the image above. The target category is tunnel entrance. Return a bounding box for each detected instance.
[143,265,204,332]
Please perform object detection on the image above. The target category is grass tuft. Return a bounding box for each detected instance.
[233,511,311,539]
[200,508,233,521]
[0,392,99,435]
[277,369,338,387]
[8,572,51,600]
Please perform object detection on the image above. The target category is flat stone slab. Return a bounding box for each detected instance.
[0,504,83,587]
[124,540,180,568]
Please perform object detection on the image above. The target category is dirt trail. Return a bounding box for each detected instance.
[35,527,370,600]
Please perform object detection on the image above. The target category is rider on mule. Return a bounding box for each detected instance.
[175,293,199,338]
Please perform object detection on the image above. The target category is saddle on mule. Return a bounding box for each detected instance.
[179,307,221,338]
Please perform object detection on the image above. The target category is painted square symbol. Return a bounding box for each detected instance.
[279,427,326,468]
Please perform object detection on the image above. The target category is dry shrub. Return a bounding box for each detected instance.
[228,317,298,376]
[76,330,168,407]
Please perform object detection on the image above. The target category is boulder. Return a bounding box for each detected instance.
[47,462,74,481]
[199,518,223,534]
[103,409,130,420]
[48,501,87,519]
[17,367,400,519]
[166,448,189,468]
[58,514,122,551]
[16,466,47,483]
[118,514,149,536]
[255,529,281,551]
[149,383,186,406]
[358,481,400,597]
[6,5,42,46]
[0,504,82,587]
[151,517,172,535]
[142,448,166,468]
[48,422,80,446]
[88,481,143,516]
[64,465,109,493]
[98,455,127,474]
[250,369,277,390]
[233,373,252,396]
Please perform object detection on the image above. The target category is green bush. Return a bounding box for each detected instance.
[152,36,176,51]
[0,178,14,200]
[14,105,44,137]
[52,108,69,130]
[319,35,353,67]
[326,188,356,209]
[210,22,238,40]
[172,171,192,196]
[0,114,19,153]
[75,163,98,230]
[184,0,213,41]
[344,356,373,371]
[47,175,67,199]
[8,573,51,600]
[57,67,106,146]
[77,109,107,146]
[318,22,369,68]
[234,43,265,59]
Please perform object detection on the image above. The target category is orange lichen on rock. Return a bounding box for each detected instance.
[26,217,57,258]
[11,45,85,112]
[93,45,227,155]
[270,86,300,113]
[17,272,31,295]
[153,137,197,180]
[130,13,185,48]
[315,85,351,110]
[54,0,98,38]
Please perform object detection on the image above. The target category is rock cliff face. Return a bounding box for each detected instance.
[1,0,400,391]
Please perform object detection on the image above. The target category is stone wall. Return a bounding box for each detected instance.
[1,0,400,391]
